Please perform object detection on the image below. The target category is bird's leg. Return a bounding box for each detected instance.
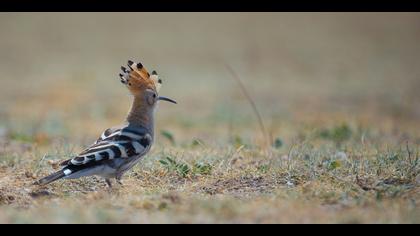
[116,175,123,186]
[105,178,113,188]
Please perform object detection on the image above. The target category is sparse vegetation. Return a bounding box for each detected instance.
[318,124,352,146]
[159,156,191,178]
[160,130,176,146]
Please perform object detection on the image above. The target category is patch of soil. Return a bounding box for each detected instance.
[0,191,16,205]
[381,177,414,186]
[162,192,182,204]
[200,176,275,196]
[0,170,44,206]
[0,186,32,206]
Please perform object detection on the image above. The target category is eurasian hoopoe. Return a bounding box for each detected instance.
[35,60,176,187]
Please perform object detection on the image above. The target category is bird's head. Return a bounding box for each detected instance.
[119,60,177,108]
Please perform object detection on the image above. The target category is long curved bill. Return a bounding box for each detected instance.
[158,96,177,104]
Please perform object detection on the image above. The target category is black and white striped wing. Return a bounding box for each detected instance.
[93,127,121,144]
[60,127,152,170]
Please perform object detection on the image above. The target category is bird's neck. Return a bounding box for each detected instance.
[126,96,155,137]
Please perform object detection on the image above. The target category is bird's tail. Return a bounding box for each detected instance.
[34,170,65,186]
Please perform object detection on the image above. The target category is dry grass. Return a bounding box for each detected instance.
[0,125,418,223]
[0,13,419,223]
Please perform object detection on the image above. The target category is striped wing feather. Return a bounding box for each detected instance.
[59,126,151,175]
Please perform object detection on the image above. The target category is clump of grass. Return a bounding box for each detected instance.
[159,156,213,178]
[257,164,270,174]
[327,160,342,171]
[160,130,175,145]
[0,153,21,167]
[232,135,247,149]
[9,132,33,143]
[159,156,190,178]
[273,137,283,149]
[317,123,352,146]
[230,135,258,151]
[190,138,205,148]
[192,162,213,176]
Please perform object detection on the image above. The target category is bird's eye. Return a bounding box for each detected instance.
[152,93,157,98]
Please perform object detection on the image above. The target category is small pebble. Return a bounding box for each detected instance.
[286,181,294,187]
[335,151,348,161]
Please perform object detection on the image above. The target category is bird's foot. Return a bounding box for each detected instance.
[116,178,123,186]
[105,178,113,188]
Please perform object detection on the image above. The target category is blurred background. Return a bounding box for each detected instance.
[0,13,419,147]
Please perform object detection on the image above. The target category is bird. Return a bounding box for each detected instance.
[35,60,177,188]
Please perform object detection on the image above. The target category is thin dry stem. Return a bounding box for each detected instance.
[224,64,272,155]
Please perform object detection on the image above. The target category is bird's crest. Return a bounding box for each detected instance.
[119,60,162,95]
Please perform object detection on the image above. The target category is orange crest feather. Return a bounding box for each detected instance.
[119,60,162,95]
